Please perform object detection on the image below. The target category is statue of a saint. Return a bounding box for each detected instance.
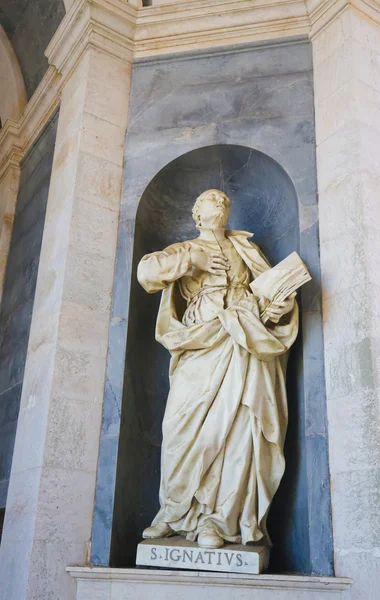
[137,189,302,551]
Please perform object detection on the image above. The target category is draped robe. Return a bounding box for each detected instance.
[137,231,299,545]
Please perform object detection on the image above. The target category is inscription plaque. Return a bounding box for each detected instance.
[136,537,269,575]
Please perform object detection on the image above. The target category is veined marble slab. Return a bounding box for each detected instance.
[136,537,269,574]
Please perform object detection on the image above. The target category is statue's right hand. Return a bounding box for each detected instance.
[190,248,230,275]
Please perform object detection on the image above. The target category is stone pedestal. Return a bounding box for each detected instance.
[136,537,269,575]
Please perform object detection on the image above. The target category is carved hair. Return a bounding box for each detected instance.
[192,189,231,226]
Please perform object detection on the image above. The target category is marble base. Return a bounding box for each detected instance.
[136,536,269,575]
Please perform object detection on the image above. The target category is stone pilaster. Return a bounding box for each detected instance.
[311,1,380,597]
[0,2,134,599]
[0,164,21,302]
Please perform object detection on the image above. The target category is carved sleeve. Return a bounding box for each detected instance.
[137,243,192,294]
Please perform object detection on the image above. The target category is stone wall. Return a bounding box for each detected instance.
[0,112,58,508]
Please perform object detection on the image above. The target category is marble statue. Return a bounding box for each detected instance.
[137,189,303,551]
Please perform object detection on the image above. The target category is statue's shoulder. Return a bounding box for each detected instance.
[162,240,191,253]
[226,230,254,239]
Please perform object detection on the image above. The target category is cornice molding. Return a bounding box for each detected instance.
[67,566,352,592]
[46,0,137,75]
[134,0,309,57]
[308,0,380,37]
[0,67,61,182]
[0,0,136,180]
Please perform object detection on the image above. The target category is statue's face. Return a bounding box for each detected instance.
[198,193,230,229]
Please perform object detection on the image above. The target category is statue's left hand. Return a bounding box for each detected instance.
[265,293,296,323]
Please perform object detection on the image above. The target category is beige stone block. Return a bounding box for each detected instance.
[361,171,380,233]
[357,126,380,178]
[0,251,8,281]
[0,166,20,298]
[59,50,90,112]
[331,468,380,551]
[314,38,355,105]
[1,468,41,543]
[316,120,379,197]
[150,0,181,4]
[28,301,61,358]
[334,549,380,600]
[351,39,380,97]
[0,219,13,253]
[373,338,380,389]
[79,111,125,167]
[30,242,70,320]
[320,233,366,298]
[314,36,380,106]
[35,467,95,543]
[54,57,90,150]
[58,302,110,358]
[10,345,55,473]
[354,81,380,135]
[318,169,380,246]
[0,166,19,219]
[52,116,83,180]
[369,285,380,341]
[324,336,375,402]
[327,389,380,475]
[315,79,380,146]
[44,395,103,472]
[72,570,349,600]
[75,151,122,212]
[109,583,329,600]
[53,345,107,404]
[28,539,84,600]
[316,123,359,195]
[84,49,132,128]
[77,580,111,600]
[366,228,380,287]
[69,198,119,259]
[58,76,87,135]
[63,247,115,312]
[348,10,380,53]
[318,173,364,244]
[322,285,371,351]
[312,9,352,68]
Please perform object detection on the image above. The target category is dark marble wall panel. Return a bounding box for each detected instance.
[0,0,65,98]
[92,39,333,576]
[0,111,58,508]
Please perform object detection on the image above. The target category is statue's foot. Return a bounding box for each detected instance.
[142,522,173,539]
[198,528,224,549]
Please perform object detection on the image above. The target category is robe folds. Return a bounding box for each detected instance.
[137,231,299,545]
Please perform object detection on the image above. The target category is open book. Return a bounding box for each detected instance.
[249,251,311,323]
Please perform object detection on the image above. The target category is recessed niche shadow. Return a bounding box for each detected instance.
[110,144,322,575]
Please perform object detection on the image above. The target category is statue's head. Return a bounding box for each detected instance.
[192,189,231,229]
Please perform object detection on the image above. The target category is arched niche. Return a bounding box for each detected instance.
[0,24,26,127]
[108,144,331,575]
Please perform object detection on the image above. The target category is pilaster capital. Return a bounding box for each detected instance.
[46,0,137,78]
[0,66,60,181]
[307,0,380,38]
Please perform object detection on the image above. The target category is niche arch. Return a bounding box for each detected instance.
[102,144,332,575]
[0,24,26,127]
